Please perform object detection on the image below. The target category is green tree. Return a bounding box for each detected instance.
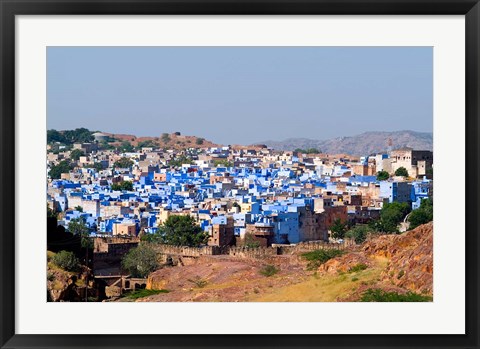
[111,181,134,191]
[213,159,233,167]
[408,198,433,229]
[169,156,193,168]
[74,206,83,212]
[306,148,320,154]
[49,160,72,179]
[119,141,134,152]
[47,129,66,144]
[395,167,409,177]
[371,202,412,233]
[294,148,320,154]
[122,244,159,278]
[47,128,94,145]
[155,215,208,247]
[195,138,205,145]
[376,170,390,181]
[68,217,91,248]
[68,217,92,301]
[329,218,348,239]
[70,149,85,161]
[345,225,370,244]
[86,162,104,171]
[113,157,134,169]
[62,128,94,144]
[99,141,115,150]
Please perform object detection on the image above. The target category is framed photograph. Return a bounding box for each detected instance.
[1,1,478,348]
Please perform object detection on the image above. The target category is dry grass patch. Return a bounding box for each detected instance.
[248,257,388,302]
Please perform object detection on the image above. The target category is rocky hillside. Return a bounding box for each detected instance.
[113,223,433,302]
[258,130,433,156]
[319,222,433,298]
[363,222,433,295]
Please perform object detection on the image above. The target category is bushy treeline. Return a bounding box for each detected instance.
[332,198,433,244]
[47,128,94,145]
[294,148,321,154]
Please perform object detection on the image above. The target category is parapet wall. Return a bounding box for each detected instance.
[151,244,227,257]
[151,241,348,260]
[94,236,140,253]
[227,246,277,258]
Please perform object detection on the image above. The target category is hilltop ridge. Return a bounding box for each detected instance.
[257,130,433,156]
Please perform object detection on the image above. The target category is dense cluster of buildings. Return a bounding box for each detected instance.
[47,138,433,247]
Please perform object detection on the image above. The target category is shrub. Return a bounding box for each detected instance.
[137,140,158,149]
[213,159,233,168]
[243,233,261,248]
[351,277,359,282]
[397,270,405,279]
[259,265,279,277]
[348,263,368,273]
[47,250,55,261]
[360,289,432,302]
[51,250,79,271]
[124,289,169,300]
[301,249,344,270]
[188,277,208,288]
[47,271,55,281]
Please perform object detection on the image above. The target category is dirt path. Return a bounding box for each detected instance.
[133,255,310,302]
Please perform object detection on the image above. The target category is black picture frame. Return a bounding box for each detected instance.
[1,1,479,348]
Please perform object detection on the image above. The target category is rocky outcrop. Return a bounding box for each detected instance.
[47,264,100,302]
[47,270,83,302]
[364,222,433,294]
[318,252,372,274]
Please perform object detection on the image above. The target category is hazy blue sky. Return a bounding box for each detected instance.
[47,47,432,145]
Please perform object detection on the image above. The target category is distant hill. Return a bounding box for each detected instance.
[104,132,219,150]
[257,130,433,156]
